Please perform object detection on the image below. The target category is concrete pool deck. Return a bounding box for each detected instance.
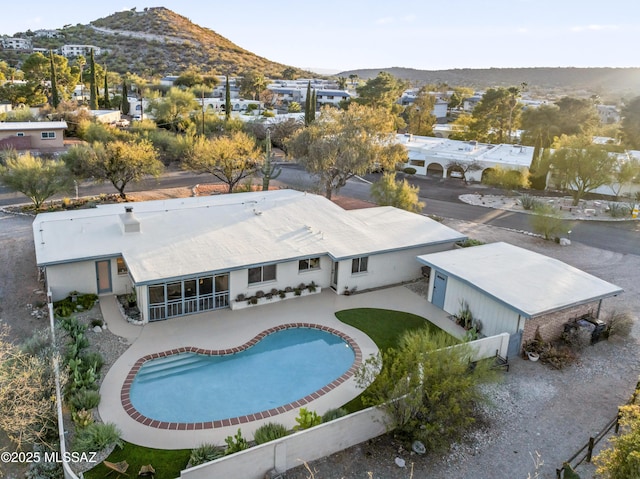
[98,285,465,449]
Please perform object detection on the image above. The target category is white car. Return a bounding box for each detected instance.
[115,119,130,127]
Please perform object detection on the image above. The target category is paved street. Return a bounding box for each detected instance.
[1,163,638,255]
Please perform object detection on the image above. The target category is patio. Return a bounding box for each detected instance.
[98,285,464,449]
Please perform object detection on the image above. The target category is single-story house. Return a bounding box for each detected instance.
[0,121,67,151]
[397,134,535,181]
[33,190,466,322]
[417,242,623,355]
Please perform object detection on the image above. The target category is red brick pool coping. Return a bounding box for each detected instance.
[120,323,363,430]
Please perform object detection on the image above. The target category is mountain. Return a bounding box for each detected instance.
[2,7,311,78]
[338,67,640,98]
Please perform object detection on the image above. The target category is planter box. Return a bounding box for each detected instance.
[231,287,321,311]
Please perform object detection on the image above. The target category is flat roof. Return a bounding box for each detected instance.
[0,121,67,131]
[417,242,623,318]
[34,190,465,284]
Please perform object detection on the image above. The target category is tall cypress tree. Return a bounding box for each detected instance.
[103,67,111,109]
[225,75,231,120]
[121,80,130,115]
[304,81,312,126]
[311,89,317,122]
[49,50,60,109]
[88,49,98,110]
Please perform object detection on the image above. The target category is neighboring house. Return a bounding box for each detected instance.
[397,134,535,181]
[59,45,103,57]
[417,242,623,356]
[1,37,32,49]
[462,94,483,112]
[33,190,466,322]
[160,76,179,87]
[314,90,351,108]
[596,104,620,124]
[398,90,449,122]
[268,87,303,106]
[34,29,62,38]
[0,121,67,151]
[88,110,121,124]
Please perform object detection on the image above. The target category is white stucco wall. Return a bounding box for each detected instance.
[230,256,332,300]
[427,272,522,336]
[337,243,457,295]
[46,257,132,301]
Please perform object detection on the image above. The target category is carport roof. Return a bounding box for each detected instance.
[417,242,623,318]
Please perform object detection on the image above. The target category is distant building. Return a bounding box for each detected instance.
[60,45,103,58]
[1,37,32,49]
[596,104,620,124]
[397,134,535,181]
[34,29,61,38]
[0,121,67,152]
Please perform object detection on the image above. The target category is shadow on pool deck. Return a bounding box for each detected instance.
[98,285,464,449]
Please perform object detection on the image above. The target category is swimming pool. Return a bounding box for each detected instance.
[123,324,361,426]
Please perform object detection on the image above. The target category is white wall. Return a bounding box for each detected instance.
[180,407,389,479]
[338,243,457,295]
[46,258,132,301]
[229,256,332,300]
[428,273,521,336]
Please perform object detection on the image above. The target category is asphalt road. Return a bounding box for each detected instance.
[1,163,638,255]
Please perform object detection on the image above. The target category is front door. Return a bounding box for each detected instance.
[95,260,112,294]
[432,272,447,309]
[331,262,339,290]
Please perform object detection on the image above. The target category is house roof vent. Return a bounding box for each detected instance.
[120,206,140,234]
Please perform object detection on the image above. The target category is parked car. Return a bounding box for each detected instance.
[115,119,130,128]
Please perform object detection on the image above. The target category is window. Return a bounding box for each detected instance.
[248,264,277,284]
[116,257,128,275]
[351,256,369,274]
[16,132,24,137]
[299,257,320,272]
[41,131,56,139]
[410,160,425,167]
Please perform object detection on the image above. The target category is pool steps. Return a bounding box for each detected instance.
[135,353,211,382]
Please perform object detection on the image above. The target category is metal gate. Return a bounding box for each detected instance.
[507,330,523,358]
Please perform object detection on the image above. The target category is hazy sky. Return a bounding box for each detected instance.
[2,1,638,72]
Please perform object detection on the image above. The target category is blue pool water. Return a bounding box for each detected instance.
[129,328,355,423]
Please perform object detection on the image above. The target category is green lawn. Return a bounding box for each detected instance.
[83,442,190,479]
[336,308,443,412]
[335,308,441,352]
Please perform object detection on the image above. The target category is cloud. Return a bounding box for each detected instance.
[570,24,619,32]
[375,17,395,25]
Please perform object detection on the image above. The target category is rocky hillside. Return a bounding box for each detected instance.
[2,7,310,77]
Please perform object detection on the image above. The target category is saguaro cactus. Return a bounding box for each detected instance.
[260,130,281,191]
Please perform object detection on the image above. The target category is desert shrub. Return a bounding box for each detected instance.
[456,238,485,248]
[523,328,577,369]
[293,288,302,296]
[224,428,248,455]
[73,422,123,453]
[89,318,104,328]
[322,407,348,422]
[454,300,474,330]
[69,389,101,411]
[79,351,104,373]
[253,422,288,445]
[270,288,279,296]
[279,290,286,299]
[293,408,321,431]
[606,311,634,338]
[21,329,53,358]
[235,293,245,302]
[519,194,541,210]
[249,297,258,305]
[608,203,630,218]
[403,167,417,175]
[307,281,317,292]
[255,290,265,299]
[189,443,224,466]
[285,286,293,293]
[561,325,592,351]
[25,444,64,479]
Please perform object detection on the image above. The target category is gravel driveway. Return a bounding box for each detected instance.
[0,210,638,479]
